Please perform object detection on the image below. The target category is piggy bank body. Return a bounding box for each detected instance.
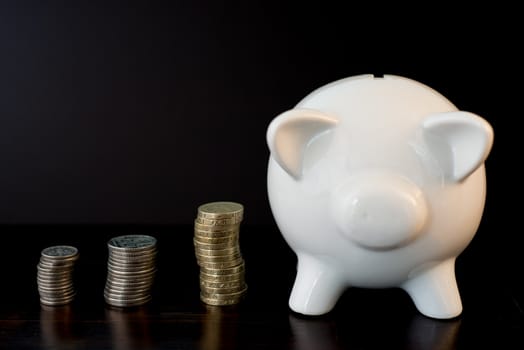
[266,75,493,319]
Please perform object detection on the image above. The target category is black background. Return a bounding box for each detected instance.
[0,2,523,348]
[1,0,522,292]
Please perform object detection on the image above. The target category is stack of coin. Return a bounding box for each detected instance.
[194,201,247,306]
[104,234,157,308]
[37,245,79,306]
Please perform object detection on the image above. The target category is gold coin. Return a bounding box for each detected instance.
[194,246,240,257]
[194,216,241,227]
[200,285,247,296]
[200,286,248,300]
[197,257,244,269]
[195,252,242,263]
[200,279,245,289]
[200,263,245,276]
[194,224,239,235]
[192,239,238,250]
[193,234,238,244]
[199,272,244,283]
[197,202,244,219]
[200,295,244,306]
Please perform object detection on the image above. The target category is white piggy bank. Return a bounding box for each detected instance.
[266,74,494,319]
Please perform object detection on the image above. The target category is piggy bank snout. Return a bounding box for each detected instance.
[332,175,428,250]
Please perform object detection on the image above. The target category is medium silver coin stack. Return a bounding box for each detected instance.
[37,245,79,306]
[104,234,157,307]
[194,201,247,306]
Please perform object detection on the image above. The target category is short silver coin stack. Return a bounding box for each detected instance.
[37,245,79,306]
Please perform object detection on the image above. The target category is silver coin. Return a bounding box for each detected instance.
[37,279,74,287]
[36,277,73,286]
[39,256,78,264]
[40,295,75,306]
[106,266,155,275]
[37,269,73,277]
[104,294,151,306]
[38,291,76,300]
[37,280,74,290]
[104,289,150,297]
[107,265,156,276]
[106,278,155,288]
[108,253,157,263]
[107,261,155,272]
[108,247,157,258]
[108,255,156,264]
[105,278,155,287]
[106,273,156,282]
[104,283,151,294]
[104,296,150,305]
[38,272,73,280]
[104,289,150,299]
[106,272,155,281]
[37,261,76,270]
[108,235,157,251]
[104,291,151,300]
[104,298,151,308]
[38,288,76,298]
[37,287,74,294]
[36,263,74,273]
[41,246,79,259]
[108,260,155,268]
[104,282,152,293]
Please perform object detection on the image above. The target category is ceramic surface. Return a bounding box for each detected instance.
[266,74,494,319]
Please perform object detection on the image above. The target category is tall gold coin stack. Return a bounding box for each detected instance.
[104,234,157,308]
[194,201,247,306]
[37,245,79,306]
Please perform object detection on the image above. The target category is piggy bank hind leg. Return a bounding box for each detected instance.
[402,258,462,319]
[289,254,346,316]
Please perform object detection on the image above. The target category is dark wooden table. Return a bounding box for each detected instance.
[1,224,523,349]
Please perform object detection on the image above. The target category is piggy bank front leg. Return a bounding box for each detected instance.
[289,254,347,316]
[402,258,462,319]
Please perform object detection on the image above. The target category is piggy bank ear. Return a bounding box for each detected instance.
[267,108,338,179]
[422,111,494,182]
